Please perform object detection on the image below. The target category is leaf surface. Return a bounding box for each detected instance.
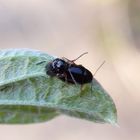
[0,49,117,124]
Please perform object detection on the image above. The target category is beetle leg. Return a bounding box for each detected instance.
[63,72,68,82]
[68,69,78,85]
[56,73,69,88]
[57,73,69,83]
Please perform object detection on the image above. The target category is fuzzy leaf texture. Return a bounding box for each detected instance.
[0,49,117,124]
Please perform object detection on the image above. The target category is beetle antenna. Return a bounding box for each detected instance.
[72,52,88,62]
[93,61,106,76]
[62,52,88,63]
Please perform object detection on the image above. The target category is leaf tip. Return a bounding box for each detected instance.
[105,117,118,126]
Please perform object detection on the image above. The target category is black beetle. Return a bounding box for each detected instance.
[37,52,105,85]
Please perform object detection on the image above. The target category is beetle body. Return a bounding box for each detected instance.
[46,58,93,84]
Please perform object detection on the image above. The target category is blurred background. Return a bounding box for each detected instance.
[0,0,140,140]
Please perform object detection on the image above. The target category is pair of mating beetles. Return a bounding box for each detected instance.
[38,52,105,85]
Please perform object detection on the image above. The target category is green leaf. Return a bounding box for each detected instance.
[0,49,117,124]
